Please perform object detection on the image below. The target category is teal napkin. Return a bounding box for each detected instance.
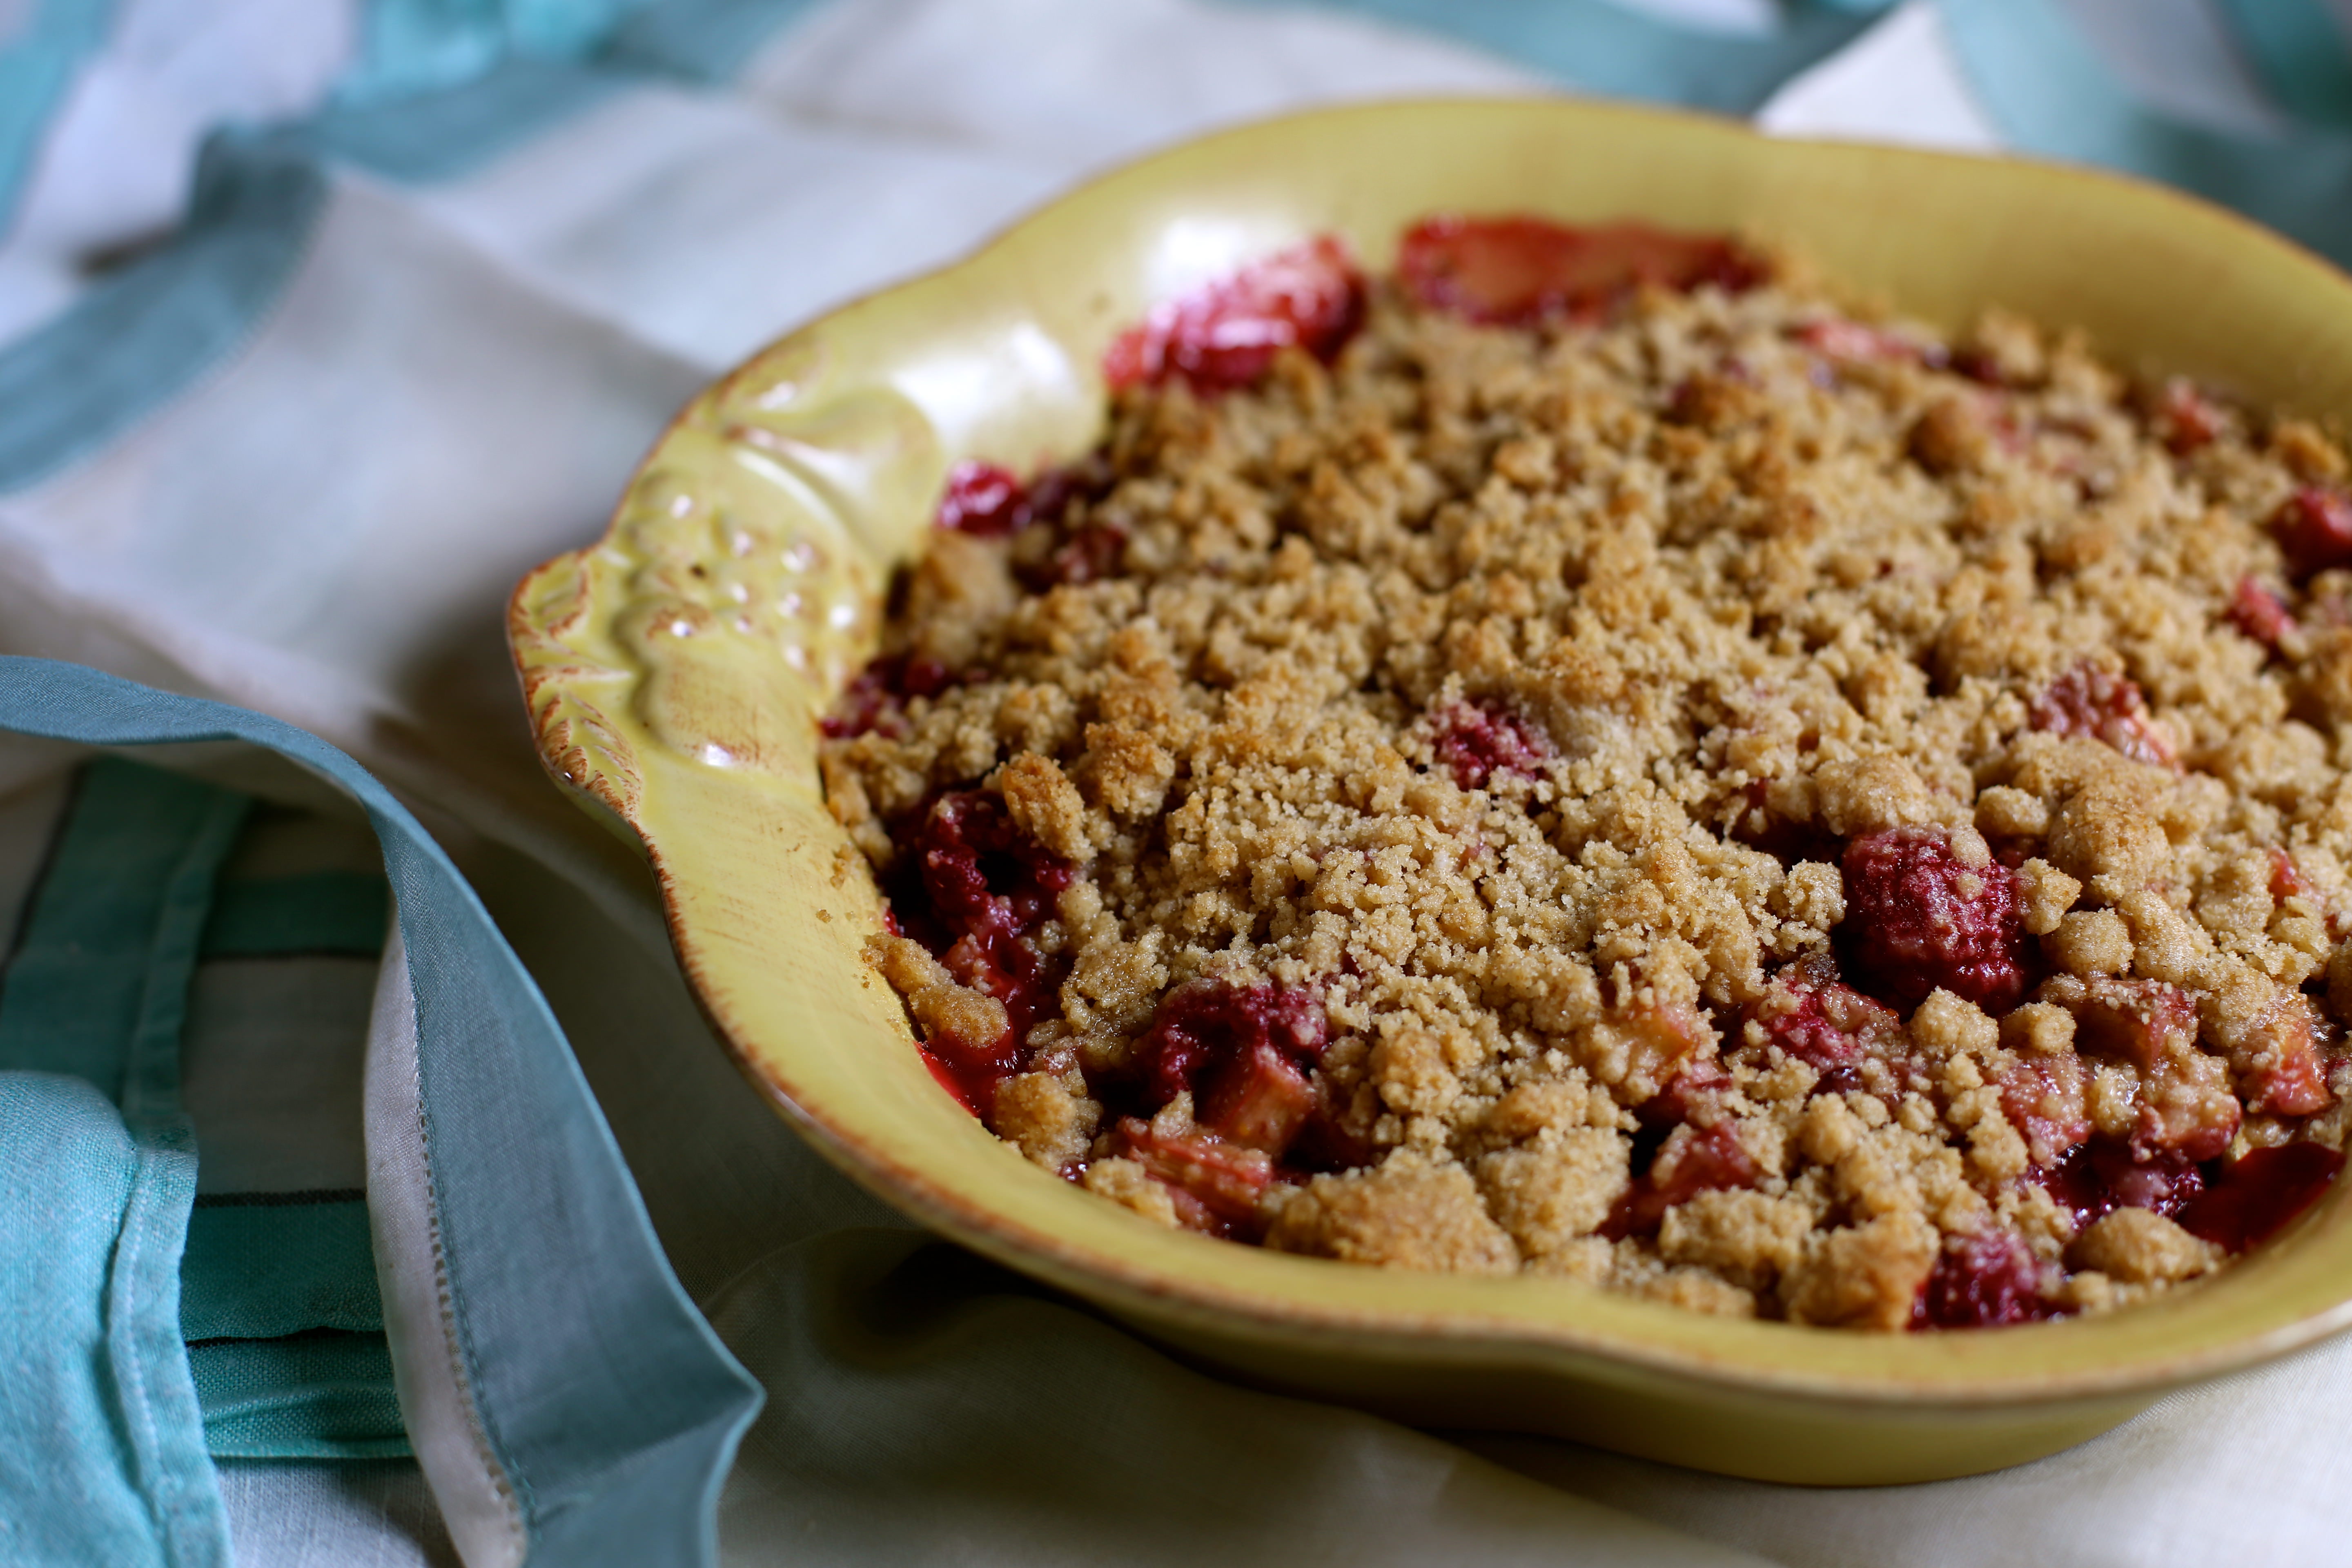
[0,658,762,1568]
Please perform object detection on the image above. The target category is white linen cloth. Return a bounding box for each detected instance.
[4,1,2349,1564]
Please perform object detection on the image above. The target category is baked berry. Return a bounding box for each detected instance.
[1912,1232,2059,1330]
[2274,486,2352,579]
[2029,661,2176,768]
[1104,236,1365,392]
[1135,979,1327,1143]
[2177,1143,2343,1252]
[1840,828,2033,1012]
[935,460,1029,536]
[1430,698,1551,791]
[1600,1121,1759,1240]
[2037,1138,2204,1231]
[820,650,958,739]
[1753,957,1904,1071]
[2227,575,2296,650]
[2151,378,2224,455]
[1399,216,1764,328]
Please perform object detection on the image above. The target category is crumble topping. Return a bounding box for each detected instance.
[820,220,2352,1328]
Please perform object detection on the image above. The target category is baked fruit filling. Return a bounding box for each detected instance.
[820,218,2352,1329]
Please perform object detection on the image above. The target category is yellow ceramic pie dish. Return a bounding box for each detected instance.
[509,98,2352,1485]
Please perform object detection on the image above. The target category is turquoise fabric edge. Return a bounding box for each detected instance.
[343,0,644,104]
[0,658,764,1568]
[0,1073,223,1568]
[0,0,824,501]
[1937,0,2352,270]
[598,0,830,80]
[2214,0,2352,130]
[1240,0,1879,114]
[307,57,630,183]
[0,761,247,1106]
[0,0,123,244]
[0,131,327,495]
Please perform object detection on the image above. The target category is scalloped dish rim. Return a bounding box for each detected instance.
[508,97,2352,1482]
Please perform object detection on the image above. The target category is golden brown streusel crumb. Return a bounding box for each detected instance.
[828,245,2352,1330]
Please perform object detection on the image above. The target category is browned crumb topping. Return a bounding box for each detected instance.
[822,249,2352,1329]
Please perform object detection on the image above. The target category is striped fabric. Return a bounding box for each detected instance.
[0,759,403,1461]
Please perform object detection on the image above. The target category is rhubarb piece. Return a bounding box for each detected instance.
[2049,974,2243,1161]
[2270,846,2312,902]
[2227,576,2296,650]
[2233,994,2334,1117]
[2028,661,2176,768]
[2063,976,2198,1071]
[1997,1051,2092,1167]
[1639,1054,1729,1129]
[1599,1121,1759,1240]
[1429,697,1551,791]
[2151,378,2224,455]
[1911,1232,2059,1330]
[1111,1116,1275,1232]
[1134,978,1328,1130]
[1197,1041,1316,1155]
[2176,1143,2344,1252]
[2273,485,2352,580]
[1399,216,1763,328]
[1791,317,1932,368]
[1840,827,2034,1012]
[1103,236,1365,392]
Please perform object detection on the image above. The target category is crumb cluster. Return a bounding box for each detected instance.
[821,237,2352,1329]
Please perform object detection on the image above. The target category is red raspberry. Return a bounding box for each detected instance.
[2037,1139,2205,1232]
[2151,378,2224,455]
[1103,236,1365,393]
[1399,216,1764,328]
[2029,661,2175,768]
[820,651,958,739]
[1911,1232,2059,1330]
[2177,1143,2344,1253]
[1430,698,1551,791]
[934,459,1028,535]
[1599,1121,1759,1240]
[2227,575,2296,650]
[1840,827,2033,1012]
[2274,486,2352,580]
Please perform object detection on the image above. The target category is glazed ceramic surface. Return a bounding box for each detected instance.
[510,99,2352,1485]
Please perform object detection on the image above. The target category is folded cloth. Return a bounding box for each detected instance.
[0,659,764,1568]
[6,4,2352,1568]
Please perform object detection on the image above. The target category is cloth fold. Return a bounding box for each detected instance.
[0,659,765,1567]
